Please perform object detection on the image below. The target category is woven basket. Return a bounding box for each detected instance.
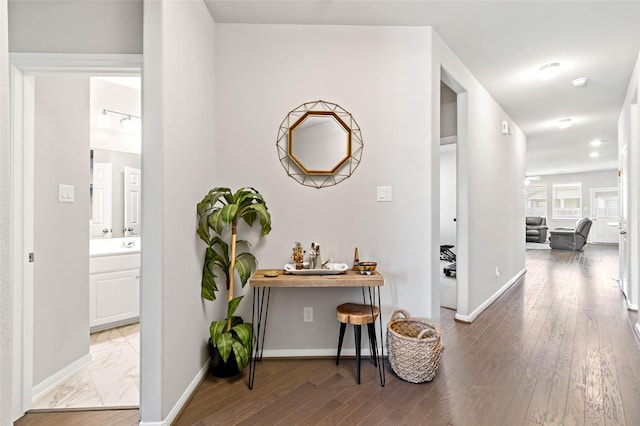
[386,309,443,383]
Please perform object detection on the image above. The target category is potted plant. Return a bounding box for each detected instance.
[196,187,271,377]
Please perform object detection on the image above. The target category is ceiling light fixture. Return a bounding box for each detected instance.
[571,77,588,87]
[590,139,603,146]
[539,62,560,80]
[589,152,600,158]
[557,118,573,129]
[98,109,141,131]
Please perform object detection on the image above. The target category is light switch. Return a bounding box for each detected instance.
[377,186,392,202]
[58,184,75,203]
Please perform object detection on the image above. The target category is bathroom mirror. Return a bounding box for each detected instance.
[90,149,141,239]
[277,100,363,189]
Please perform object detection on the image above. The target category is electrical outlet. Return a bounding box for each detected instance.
[303,307,313,322]
[495,267,501,277]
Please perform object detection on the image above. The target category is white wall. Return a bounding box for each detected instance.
[1,1,12,424]
[433,33,527,321]
[142,1,217,423]
[8,0,142,54]
[33,75,90,386]
[215,23,433,352]
[618,51,640,315]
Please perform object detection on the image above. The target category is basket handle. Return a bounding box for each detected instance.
[390,309,411,321]
[417,328,436,340]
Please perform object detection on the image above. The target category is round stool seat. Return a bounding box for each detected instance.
[336,303,380,325]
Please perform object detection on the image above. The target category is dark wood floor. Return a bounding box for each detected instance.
[15,245,640,425]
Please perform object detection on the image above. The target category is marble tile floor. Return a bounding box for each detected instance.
[31,323,140,410]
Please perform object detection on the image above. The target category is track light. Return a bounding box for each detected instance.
[98,109,141,131]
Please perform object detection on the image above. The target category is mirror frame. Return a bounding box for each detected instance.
[277,100,364,189]
[288,111,351,174]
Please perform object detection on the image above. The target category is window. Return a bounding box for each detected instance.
[525,183,547,217]
[552,183,582,219]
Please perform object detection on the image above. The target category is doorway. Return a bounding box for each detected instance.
[440,81,457,310]
[10,56,142,420]
[590,187,619,244]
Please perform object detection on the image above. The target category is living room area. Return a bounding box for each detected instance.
[524,169,620,251]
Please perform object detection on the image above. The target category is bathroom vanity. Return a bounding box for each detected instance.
[89,238,140,332]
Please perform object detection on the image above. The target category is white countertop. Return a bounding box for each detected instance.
[90,237,141,257]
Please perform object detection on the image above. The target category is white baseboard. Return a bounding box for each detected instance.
[139,360,209,426]
[31,353,93,402]
[455,268,526,323]
[627,301,638,312]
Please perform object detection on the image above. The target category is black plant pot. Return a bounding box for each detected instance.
[208,338,241,378]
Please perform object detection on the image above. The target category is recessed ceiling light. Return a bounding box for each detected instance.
[571,77,588,87]
[539,62,560,80]
[590,152,600,158]
[557,118,573,129]
[590,139,603,146]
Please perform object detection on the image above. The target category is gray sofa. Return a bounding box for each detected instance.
[526,216,548,243]
[549,217,592,251]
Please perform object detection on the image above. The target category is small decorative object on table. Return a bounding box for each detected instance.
[357,261,377,275]
[291,242,305,270]
[353,247,359,270]
[386,309,442,383]
[309,242,322,269]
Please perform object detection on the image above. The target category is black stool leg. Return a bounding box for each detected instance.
[355,324,362,384]
[336,322,346,365]
[367,323,378,367]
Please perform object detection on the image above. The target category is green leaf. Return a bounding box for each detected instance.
[227,296,244,320]
[232,322,253,348]
[243,211,257,227]
[249,203,272,236]
[235,258,253,287]
[231,338,250,370]
[230,316,244,327]
[215,332,234,363]
[210,320,226,346]
[209,208,225,235]
[221,204,239,225]
[201,248,219,301]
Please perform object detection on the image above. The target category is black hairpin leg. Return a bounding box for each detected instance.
[249,286,271,389]
[361,285,385,386]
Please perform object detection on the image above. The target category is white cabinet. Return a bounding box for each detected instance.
[89,253,140,331]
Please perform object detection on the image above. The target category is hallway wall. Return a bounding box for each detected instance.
[32,75,91,386]
[215,24,434,352]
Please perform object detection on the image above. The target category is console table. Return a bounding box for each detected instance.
[248,269,385,389]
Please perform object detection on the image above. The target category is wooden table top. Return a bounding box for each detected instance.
[250,269,383,288]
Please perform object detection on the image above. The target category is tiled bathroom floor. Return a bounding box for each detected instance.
[31,323,140,410]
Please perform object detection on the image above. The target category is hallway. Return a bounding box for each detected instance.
[16,245,640,425]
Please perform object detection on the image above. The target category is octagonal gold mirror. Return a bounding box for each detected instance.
[277,100,363,189]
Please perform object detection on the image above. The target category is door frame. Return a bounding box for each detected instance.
[10,53,142,420]
[440,68,469,320]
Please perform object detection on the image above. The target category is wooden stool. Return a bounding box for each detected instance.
[336,302,380,384]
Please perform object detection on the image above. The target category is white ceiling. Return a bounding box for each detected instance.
[204,0,640,177]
